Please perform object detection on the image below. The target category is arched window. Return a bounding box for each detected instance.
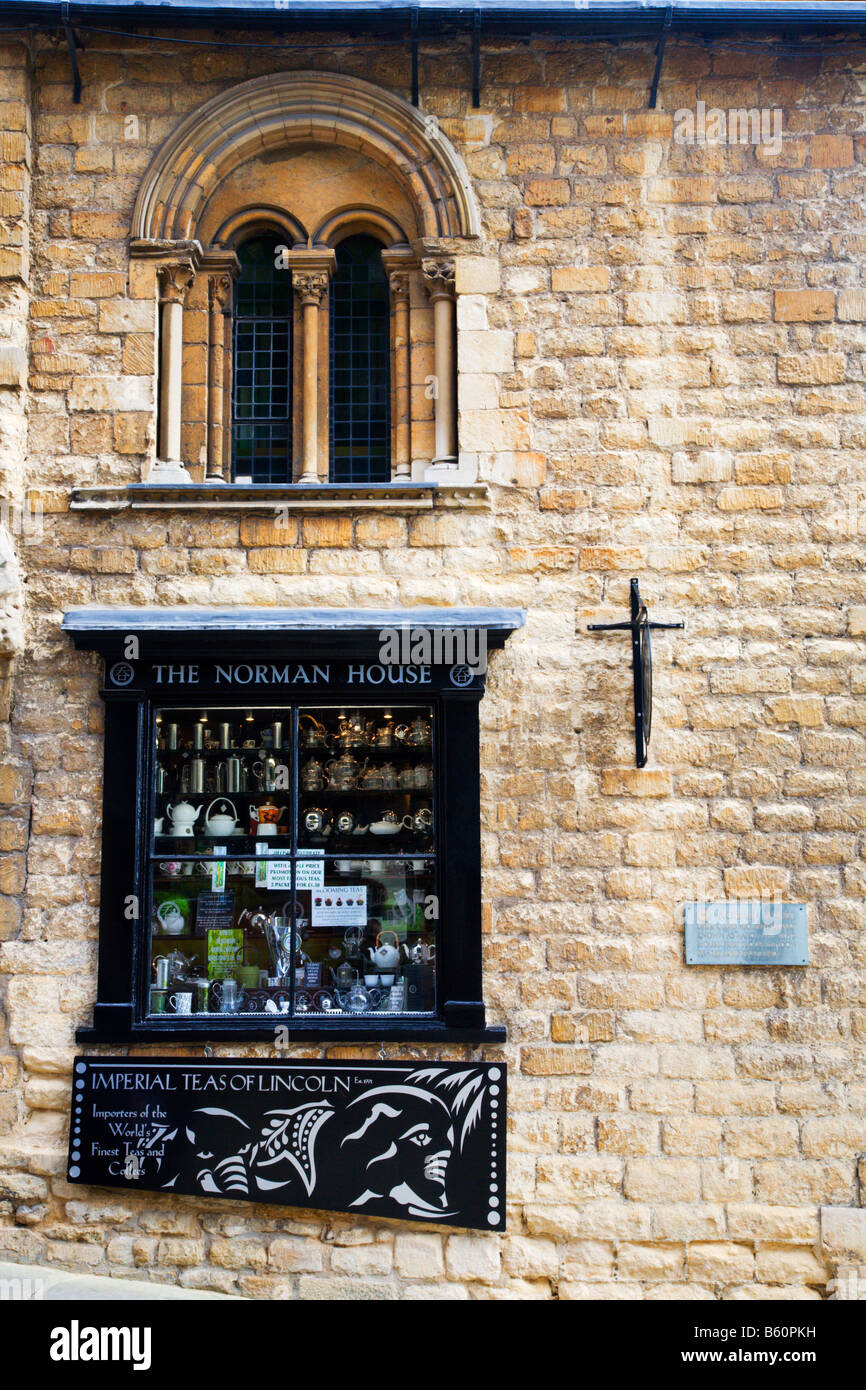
[329,234,390,484]
[231,234,292,483]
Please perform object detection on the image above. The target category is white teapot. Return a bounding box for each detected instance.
[165,800,201,837]
[204,797,239,837]
[367,929,400,972]
[156,901,186,935]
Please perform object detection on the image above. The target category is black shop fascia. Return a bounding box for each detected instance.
[62,606,524,1045]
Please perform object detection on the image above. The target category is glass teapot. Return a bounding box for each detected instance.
[326,753,363,790]
[395,716,432,747]
[360,762,384,790]
[331,960,358,989]
[301,757,326,792]
[299,715,330,749]
[335,711,373,748]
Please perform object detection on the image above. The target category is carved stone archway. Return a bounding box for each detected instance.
[132,70,480,245]
[134,71,478,484]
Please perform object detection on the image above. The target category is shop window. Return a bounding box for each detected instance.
[64,608,523,1044]
[150,702,436,1020]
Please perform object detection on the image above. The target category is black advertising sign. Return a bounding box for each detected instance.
[67,1057,506,1232]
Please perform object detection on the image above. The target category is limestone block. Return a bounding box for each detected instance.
[836,291,866,322]
[687,1242,755,1284]
[773,290,834,322]
[457,329,514,374]
[502,1236,558,1279]
[454,258,500,295]
[444,1234,501,1283]
[330,1243,393,1276]
[821,1208,866,1263]
[393,1233,444,1278]
[0,344,25,387]
[68,376,153,412]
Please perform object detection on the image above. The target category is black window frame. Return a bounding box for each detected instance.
[63,612,523,1045]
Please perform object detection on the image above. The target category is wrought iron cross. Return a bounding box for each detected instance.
[588,578,684,768]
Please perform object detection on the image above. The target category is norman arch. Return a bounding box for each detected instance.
[132,69,480,245]
[133,71,479,485]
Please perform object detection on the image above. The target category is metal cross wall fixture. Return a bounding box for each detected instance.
[588,578,684,768]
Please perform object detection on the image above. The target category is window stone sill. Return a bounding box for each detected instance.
[69,481,490,513]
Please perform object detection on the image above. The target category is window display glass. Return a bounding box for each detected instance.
[150,704,437,1020]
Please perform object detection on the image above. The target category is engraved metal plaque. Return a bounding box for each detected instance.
[684,902,808,965]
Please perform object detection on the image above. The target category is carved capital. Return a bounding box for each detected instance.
[292,271,329,307]
[209,273,232,312]
[389,269,411,302]
[421,257,455,301]
[159,263,195,306]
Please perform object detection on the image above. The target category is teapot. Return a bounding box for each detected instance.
[334,808,362,835]
[368,929,400,972]
[250,798,285,837]
[161,947,194,981]
[326,753,362,791]
[335,711,373,748]
[395,716,432,747]
[403,940,436,965]
[368,809,403,836]
[238,905,269,938]
[165,800,201,837]
[360,763,384,790]
[303,806,331,837]
[156,900,186,935]
[301,757,326,792]
[204,797,239,837]
[403,807,433,834]
[299,715,330,749]
[331,960,359,989]
[343,980,373,1013]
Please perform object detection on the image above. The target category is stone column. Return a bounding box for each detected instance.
[155,263,195,482]
[222,291,233,482]
[389,270,412,478]
[422,257,457,465]
[206,273,232,483]
[292,270,329,484]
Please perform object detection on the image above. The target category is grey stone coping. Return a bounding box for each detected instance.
[68,483,490,513]
[0,1259,241,1301]
[61,605,526,636]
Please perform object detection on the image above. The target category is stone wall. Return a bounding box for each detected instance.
[0,25,865,1298]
